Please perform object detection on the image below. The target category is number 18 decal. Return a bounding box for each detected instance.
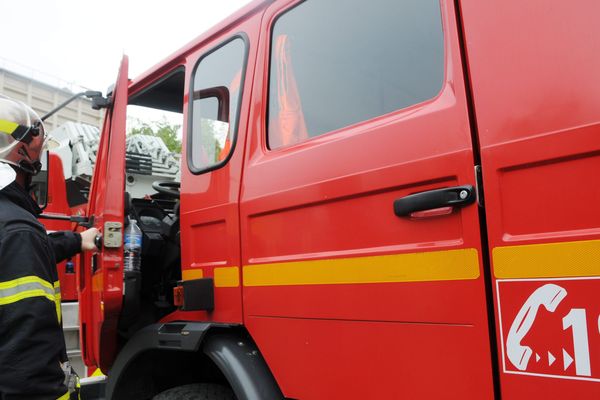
[497,277,600,382]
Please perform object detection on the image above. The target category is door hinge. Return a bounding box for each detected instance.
[475,165,485,208]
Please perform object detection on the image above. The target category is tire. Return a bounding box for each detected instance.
[152,383,235,400]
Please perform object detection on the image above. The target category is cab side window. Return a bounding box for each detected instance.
[268,0,444,149]
[189,37,247,172]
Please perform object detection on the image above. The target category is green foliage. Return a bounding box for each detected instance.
[199,118,222,165]
[128,117,182,153]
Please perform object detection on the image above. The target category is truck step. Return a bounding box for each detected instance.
[61,302,85,376]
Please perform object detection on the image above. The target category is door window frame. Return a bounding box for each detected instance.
[187,33,250,175]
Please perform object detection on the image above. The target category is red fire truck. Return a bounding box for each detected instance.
[41,0,600,398]
[42,154,82,301]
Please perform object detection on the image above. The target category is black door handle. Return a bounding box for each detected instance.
[393,185,476,217]
[94,234,103,250]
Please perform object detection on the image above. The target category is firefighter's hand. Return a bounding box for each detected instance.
[80,228,100,252]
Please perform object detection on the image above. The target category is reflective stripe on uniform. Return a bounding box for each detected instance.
[0,119,19,135]
[54,281,62,323]
[56,391,70,400]
[0,276,61,321]
[0,275,55,303]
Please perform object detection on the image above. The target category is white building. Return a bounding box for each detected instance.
[0,67,103,131]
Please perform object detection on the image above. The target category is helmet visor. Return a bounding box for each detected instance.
[0,119,43,144]
[43,133,60,151]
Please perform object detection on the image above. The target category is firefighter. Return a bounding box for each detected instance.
[0,95,99,399]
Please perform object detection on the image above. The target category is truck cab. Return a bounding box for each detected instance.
[67,0,600,398]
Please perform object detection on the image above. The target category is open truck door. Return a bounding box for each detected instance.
[79,56,128,372]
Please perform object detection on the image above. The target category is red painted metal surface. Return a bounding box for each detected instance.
[460,0,600,398]
[237,0,495,398]
[75,0,600,397]
[129,0,269,91]
[177,8,264,325]
[42,153,78,301]
[79,56,128,371]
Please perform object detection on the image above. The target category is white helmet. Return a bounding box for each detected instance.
[0,94,47,175]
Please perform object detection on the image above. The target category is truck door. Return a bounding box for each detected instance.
[79,56,128,372]
[43,153,78,301]
[178,13,260,324]
[240,0,495,398]
[460,1,600,398]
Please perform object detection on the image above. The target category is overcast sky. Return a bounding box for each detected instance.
[0,0,253,93]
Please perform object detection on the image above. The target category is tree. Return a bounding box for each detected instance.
[128,117,182,153]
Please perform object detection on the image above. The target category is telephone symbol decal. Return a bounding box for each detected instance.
[506,284,567,371]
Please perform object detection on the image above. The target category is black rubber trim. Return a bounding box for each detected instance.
[203,333,284,400]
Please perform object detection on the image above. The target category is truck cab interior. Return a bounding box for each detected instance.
[118,69,186,340]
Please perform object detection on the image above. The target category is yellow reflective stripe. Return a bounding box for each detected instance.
[55,293,62,324]
[56,391,70,400]
[55,282,61,323]
[493,239,600,278]
[0,275,54,291]
[0,119,18,134]
[214,266,240,287]
[182,267,240,287]
[182,268,203,281]
[0,276,61,322]
[0,289,55,306]
[0,280,55,300]
[243,248,480,287]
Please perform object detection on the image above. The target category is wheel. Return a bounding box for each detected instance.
[153,383,235,400]
[152,180,181,198]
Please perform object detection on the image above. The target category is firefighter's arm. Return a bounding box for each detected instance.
[48,227,98,263]
[48,230,81,263]
[0,229,69,399]
[79,227,99,252]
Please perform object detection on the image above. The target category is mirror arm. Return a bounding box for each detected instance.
[41,91,110,122]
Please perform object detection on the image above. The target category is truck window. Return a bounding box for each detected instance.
[268,0,444,149]
[189,37,247,173]
[127,69,185,199]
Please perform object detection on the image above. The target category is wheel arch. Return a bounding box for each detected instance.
[105,322,283,400]
[202,331,284,400]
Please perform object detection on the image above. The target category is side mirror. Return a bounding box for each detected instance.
[30,151,49,209]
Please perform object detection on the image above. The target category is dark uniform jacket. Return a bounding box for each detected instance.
[0,182,81,400]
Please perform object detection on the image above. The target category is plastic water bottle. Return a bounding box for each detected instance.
[124,219,142,272]
[65,259,75,274]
